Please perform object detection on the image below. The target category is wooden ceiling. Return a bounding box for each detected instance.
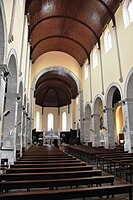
[34,70,78,107]
[25,0,121,107]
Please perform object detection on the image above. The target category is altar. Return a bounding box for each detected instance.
[43,130,61,146]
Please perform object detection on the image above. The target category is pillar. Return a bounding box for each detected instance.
[79,90,84,142]
[92,114,101,147]
[0,65,8,148]
[104,107,115,149]
[2,93,18,164]
[84,117,91,144]
[122,98,133,152]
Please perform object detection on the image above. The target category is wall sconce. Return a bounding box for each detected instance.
[0,110,10,120]
[90,129,95,133]
[22,106,26,111]
[24,112,28,116]
[102,126,107,131]
[16,94,21,102]
[15,121,21,127]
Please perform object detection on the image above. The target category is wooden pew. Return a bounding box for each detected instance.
[14,159,81,164]
[97,153,133,170]
[5,165,93,173]
[0,170,102,181]
[18,157,77,161]
[21,155,72,158]
[0,184,132,200]
[0,175,115,193]
[10,161,86,168]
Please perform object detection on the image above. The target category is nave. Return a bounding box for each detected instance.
[0,145,133,200]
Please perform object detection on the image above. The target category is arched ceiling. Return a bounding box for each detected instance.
[25,0,121,108]
[25,0,121,66]
[34,70,78,107]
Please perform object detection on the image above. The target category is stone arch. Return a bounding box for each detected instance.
[105,82,123,108]
[16,80,24,156]
[31,66,84,140]
[104,83,123,148]
[92,95,103,147]
[124,67,133,98]
[123,67,133,152]
[0,0,7,64]
[32,66,81,92]
[2,52,18,161]
[84,102,92,145]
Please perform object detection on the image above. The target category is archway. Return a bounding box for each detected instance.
[84,103,92,145]
[31,66,84,142]
[92,96,103,147]
[104,84,123,148]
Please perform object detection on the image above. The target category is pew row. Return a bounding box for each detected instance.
[0,170,102,181]
[14,160,81,164]
[10,161,86,168]
[0,175,115,193]
[0,184,132,200]
[5,165,93,173]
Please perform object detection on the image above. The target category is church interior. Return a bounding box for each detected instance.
[0,0,133,199]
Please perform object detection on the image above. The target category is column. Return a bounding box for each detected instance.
[19,15,27,76]
[122,98,133,152]
[113,26,123,82]
[8,0,16,43]
[27,117,32,148]
[84,117,91,144]
[92,114,100,147]
[22,107,27,149]
[30,88,35,129]
[79,90,84,142]
[104,107,115,149]
[16,103,23,156]
[0,64,9,148]
[2,93,18,164]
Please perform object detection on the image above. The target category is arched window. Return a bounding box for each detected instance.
[123,0,133,28]
[47,113,54,131]
[128,0,133,22]
[93,48,98,69]
[19,0,23,11]
[76,96,79,105]
[36,111,40,131]
[104,29,112,53]
[62,112,67,131]
[84,63,89,79]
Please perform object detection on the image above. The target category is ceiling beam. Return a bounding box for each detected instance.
[35,81,73,98]
[96,0,116,26]
[31,35,89,60]
[29,15,99,41]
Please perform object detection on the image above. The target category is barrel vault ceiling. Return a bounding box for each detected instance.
[25,0,121,108]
